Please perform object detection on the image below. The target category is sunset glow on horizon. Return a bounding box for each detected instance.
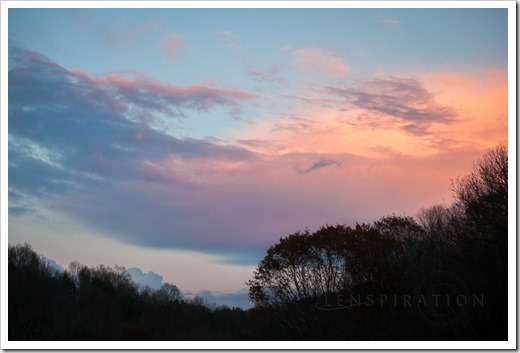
[5,3,510,300]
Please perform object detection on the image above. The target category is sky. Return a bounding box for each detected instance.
[5,4,510,303]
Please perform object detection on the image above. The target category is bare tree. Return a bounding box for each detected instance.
[451,141,508,245]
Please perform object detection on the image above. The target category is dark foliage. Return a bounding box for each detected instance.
[8,243,258,340]
[8,143,508,340]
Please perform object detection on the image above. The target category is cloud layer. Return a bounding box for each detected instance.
[9,47,267,261]
[8,45,507,267]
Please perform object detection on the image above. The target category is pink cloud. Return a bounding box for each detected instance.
[73,70,256,99]
[237,69,507,166]
[160,32,184,61]
[103,17,164,49]
[71,70,260,110]
[292,47,350,76]
[248,70,285,85]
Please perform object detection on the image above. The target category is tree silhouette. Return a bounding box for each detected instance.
[448,142,508,339]
[247,218,424,339]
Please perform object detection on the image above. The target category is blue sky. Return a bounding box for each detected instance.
[9,8,507,74]
[5,3,510,300]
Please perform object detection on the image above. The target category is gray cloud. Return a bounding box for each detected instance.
[7,47,280,264]
[295,158,341,175]
[248,69,285,85]
[126,267,164,290]
[184,288,253,309]
[272,115,316,132]
[327,77,457,124]
[42,256,65,275]
[8,47,257,194]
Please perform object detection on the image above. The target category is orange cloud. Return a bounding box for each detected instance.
[233,68,508,195]
[423,69,508,149]
[425,73,474,87]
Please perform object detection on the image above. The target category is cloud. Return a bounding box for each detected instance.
[184,288,253,309]
[42,256,65,275]
[292,47,350,76]
[377,15,400,26]
[248,69,285,85]
[370,14,401,27]
[401,124,431,136]
[425,73,473,87]
[272,116,319,133]
[326,76,457,134]
[383,18,400,26]
[71,69,260,117]
[8,206,37,217]
[8,47,270,261]
[160,32,184,61]
[126,267,164,290]
[9,46,505,269]
[9,48,257,181]
[295,158,341,175]
[101,17,164,49]
[218,29,241,51]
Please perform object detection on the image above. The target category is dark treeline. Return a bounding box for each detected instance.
[9,143,507,340]
[8,246,259,340]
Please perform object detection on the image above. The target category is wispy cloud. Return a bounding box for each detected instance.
[291,47,350,76]
[272,116,318,133]
[384,18,399,25]
[248,69,285,85]
[370,14,401,27]
[102,17,164,49]
[381,17,400,26]
[425,73,473,87]
[71,68,260,119]
[326,76,457,133]
[217,29,241,51]
[160,32,184,61]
